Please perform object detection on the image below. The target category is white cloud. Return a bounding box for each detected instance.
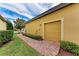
[0,11,15,19]
[0,3,60,20]
[23,3,47,15]
[0,3,34,18]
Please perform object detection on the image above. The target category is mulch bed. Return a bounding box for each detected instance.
[57,49,75,56]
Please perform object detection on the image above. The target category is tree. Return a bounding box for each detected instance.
[14,18,25,33]
[7,21,13,30]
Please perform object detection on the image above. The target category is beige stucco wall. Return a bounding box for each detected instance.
[0,19,6,30]
[26,4,79,45]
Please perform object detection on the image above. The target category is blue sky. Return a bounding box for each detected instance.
[0,3,59,24]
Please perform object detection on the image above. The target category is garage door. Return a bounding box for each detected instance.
[44,20,61,43]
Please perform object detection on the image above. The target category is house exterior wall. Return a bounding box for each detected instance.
[0,19,6,30]
[26,4,79,45]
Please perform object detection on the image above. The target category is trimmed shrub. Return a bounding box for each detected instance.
[0,30,14,46]
[23,33,43,40]
[60,41,79,55]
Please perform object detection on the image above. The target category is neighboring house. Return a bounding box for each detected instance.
[25,3,79,45]
[0,15,7,30]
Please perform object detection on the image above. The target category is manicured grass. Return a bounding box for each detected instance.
[0,34,40,56]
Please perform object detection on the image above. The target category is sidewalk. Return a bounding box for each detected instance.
[17,34,60,56]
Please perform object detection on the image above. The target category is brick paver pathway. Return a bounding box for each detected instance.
[17,34,60,56]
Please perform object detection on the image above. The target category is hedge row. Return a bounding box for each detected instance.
[23,33,43,40]
[60,41,79,55]
[0,30,14,46]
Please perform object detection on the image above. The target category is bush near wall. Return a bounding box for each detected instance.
[0,30,14,46]
[60,41,79,55]
[23,33,43,40]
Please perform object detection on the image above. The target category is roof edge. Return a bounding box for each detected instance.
[0,15,7,23]
[26,3,71,24]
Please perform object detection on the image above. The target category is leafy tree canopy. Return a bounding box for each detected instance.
[14,18,25,30]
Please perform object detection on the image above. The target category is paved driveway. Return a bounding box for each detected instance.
[17,34,60,56]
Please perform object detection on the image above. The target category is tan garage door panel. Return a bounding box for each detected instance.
[44,21,61,42]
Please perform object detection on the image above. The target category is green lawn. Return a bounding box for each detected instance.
[0,34,40,56]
